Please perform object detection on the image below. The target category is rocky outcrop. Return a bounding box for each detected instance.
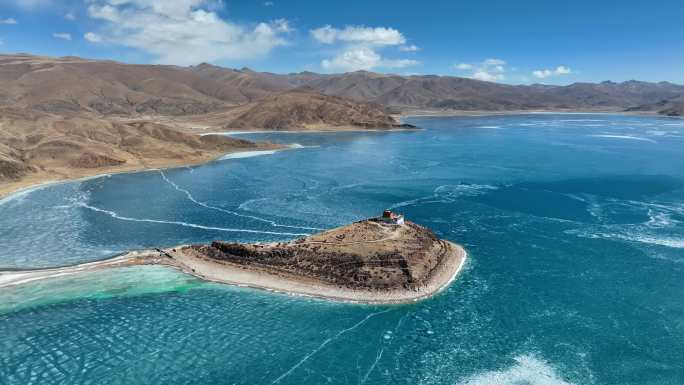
[0,155,29,180]
[189,219,453,291]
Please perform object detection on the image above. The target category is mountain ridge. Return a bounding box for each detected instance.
[2,54,683,117]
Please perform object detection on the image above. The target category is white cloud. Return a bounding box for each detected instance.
[312,24,418,72]
[555,65,571,75]
[53,32,72,41]
[532,69,552,78]
[322,47,381,71]
[455,58,507,82]
[399,44,419,52]
[310,25,336,44]
[84,32,102,43]
[311,25,405,46]
[472,71,504,82]
[532,65,572,79]
[321,47,420,72]
[0,18,18,25]
[84,0,290,65]
[64,11,76,20]
[263,1,274,6]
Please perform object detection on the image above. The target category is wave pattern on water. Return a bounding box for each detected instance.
[1,113,683,385]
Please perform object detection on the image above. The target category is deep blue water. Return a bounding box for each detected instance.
[1,114,683,384]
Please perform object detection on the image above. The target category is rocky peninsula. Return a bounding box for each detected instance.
[0,215,466,304]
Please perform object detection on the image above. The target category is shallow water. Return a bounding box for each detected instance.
[1,114,683,384]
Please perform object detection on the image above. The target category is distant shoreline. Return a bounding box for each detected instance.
[396,108,676,119]
[196,125,421,136]
[3,110,679,201]
[0,144,295,202]
[0,127,416,201]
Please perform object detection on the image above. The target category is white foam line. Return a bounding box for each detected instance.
[270,309,391,384]
[77,202,309,237]
[359,347,384,385]
[159,171,323,231]
[626,235,684,249]
[589,134,656,143]
[389,195,435,210]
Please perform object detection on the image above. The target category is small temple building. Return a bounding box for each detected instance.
[381,210,405,225]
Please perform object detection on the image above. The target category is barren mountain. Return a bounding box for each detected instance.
[625,95,684,116]
[0,55,225,116]
[661,103,684,116]
[3,54,684,119]
[299,73,684,111]
[0,107,273,193]
[223,88,402,130]
[0,54,403,195]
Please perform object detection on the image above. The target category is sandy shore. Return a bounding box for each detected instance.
[0,144,297,201]
[0,241,467,305]
[0,155,219,201]
[0,251,160,287]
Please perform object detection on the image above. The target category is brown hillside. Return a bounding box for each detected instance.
[0,107,270,184]
[225,89,399,130]
[4,54,684,118]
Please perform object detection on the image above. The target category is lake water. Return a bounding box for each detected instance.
[1,114,683,384]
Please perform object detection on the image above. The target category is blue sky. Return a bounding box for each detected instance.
[1,0,683,85]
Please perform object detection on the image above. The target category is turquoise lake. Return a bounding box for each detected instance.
[1,114,683,384]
